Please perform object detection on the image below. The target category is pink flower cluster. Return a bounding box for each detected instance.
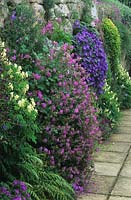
[31,42,101,190]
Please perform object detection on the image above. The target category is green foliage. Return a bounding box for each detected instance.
[98,0,131,28]
[0,41,75,200]
[102,19,131,109]
[114,65,131,109]
[0,42,38,183]
[98,82,120,139]
[114,20,131,69]
[102,18,121,73]
[0,3,43,69]
[119,0,131,7]
[29,171,76,200]
[49,19,73,44]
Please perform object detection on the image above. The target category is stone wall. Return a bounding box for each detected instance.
[0,0,85,28]
[0,0,98,32]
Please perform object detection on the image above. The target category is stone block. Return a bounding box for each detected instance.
[94,152,125,163]
[78,194,107,200]
[111,177,131,196]
[120,164,131,177]
[100,142,130,153]
[110,134,131,143]
[95,162,121,176]
[87,175,115,194]
[109,196,131,200]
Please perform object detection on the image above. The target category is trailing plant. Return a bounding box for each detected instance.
[29,39,101,191]
[73,20,108,95]
[114,65,131,109]
[113,20,131,70]
[98,82,120,139]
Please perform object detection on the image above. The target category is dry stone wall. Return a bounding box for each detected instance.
[0,0,98,31]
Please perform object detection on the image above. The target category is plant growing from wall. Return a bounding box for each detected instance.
[102,18,121,73]
[98,81,120,139]
[73,20,108,95]
[102,18,131,109]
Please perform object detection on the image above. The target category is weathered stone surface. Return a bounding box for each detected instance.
[111,177,131,196]
[100,142,130,153]
[11,0,23,3]
[95,162,121,176]
[120,164,131,177]
[110,134,131,143]
[0,0,8,27]
[29,0,43,3]
[67,2,84,19]
[117,126,131,134]
[54,4,70,17]
[88,175,115,194]
[122,110,131,116]
[109,197,131,200]
[94,152,125,163]
[78,194,107,200]
[31,3,45,21]
[126,153,131,163]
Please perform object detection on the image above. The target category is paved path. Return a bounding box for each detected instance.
[78,110,131,200]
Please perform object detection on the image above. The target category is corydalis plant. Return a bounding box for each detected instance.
[73,20,108,95]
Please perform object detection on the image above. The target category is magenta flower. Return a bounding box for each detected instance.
[32,73,41,80]
[41,103,47,108]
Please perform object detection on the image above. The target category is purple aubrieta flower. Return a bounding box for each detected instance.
[11,11,17,20]
[73,20,81,30]
[12,197,22,200]
[73,24,108,95]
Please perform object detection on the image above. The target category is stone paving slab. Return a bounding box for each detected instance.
[78,194,107,200]
[110,134,131,142]
[121,110,131,116]
[126,153,131,163]
[78,110,131,200]
[88,175,115,194]
[94,152,125,163]
[117,128,131,134]
[95,162,121,176]
[118,121,131,126]
[100,142,130,153]
[111,177,131,197]
[120,164,131,177]
[109,196,131,200]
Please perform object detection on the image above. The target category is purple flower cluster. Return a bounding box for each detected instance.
[0,180,30,200]
[73,21,108,95]
[30,41,101,190]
